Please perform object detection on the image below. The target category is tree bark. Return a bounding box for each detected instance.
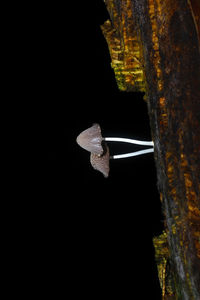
[102,0,200,299]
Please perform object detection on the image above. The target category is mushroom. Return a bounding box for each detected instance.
[76,123,103,155]
[90,144,110,178]
[76,124,154,177]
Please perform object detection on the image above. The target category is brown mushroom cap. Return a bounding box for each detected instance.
[76,123,103,155]
[90,144,110,178]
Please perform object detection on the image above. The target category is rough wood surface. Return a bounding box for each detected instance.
[101,0,146,92]
[102,1,200,299]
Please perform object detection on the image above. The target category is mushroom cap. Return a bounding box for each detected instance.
[90,144,110,178]
[76,123,103,155]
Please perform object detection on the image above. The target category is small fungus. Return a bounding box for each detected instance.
[76,123,103,155]
[76,124,154,177]
[90,144,110,178]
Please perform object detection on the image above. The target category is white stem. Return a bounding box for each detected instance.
[111,148,154,159]
[104,137,154,147]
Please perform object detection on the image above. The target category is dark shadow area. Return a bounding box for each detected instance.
[36,0,163,298]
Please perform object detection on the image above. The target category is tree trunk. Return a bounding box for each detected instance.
[102,0,200,299]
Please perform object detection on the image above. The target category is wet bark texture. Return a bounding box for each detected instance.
[102,0,200,299]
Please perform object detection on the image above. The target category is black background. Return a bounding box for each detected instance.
[39,0,163,298]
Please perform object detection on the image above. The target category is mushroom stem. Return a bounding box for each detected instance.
[111,148,154,159]
[104,137,154,147]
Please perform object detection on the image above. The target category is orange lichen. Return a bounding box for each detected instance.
[165,152,178,200]
[148,0,164,92]
[159,97,165,106]
[153,231,175,298]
